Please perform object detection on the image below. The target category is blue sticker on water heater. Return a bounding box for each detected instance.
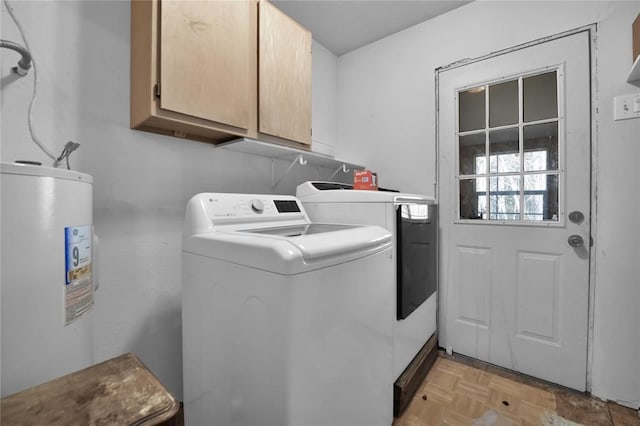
[64,225,92,285]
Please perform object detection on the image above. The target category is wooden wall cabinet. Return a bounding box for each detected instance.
[259,1,312,146]
[131,0,312,149]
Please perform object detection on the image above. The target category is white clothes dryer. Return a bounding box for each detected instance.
[296,181,438,414]
[182,193,394,426]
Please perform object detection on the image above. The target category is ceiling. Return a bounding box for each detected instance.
[272,1,472,57]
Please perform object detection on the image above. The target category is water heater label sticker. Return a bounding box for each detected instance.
[64,225,94,325]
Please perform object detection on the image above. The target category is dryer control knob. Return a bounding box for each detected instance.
[250,199,264,213]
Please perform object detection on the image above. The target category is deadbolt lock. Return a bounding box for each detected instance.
[568,211,584,224]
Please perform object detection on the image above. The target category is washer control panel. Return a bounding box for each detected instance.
[186,193,309,234]
[202,194,305,222]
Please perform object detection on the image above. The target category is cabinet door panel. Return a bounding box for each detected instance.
[160,0,256,130]
[259,1,312,145]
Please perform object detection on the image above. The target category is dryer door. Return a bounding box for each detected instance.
[396,202,437,320]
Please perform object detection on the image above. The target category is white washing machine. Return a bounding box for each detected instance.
[182,193,394,426]
[296,182,437,384]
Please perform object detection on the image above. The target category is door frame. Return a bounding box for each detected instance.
[434,24,598,392]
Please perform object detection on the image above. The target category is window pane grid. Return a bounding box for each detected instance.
[456,69,561,224]
[459,118,558,137]
[460,170,559,179]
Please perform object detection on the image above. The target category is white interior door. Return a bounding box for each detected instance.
[438,30,591,391]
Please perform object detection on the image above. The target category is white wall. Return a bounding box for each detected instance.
[337,1,640,407]
[1,0,341,399]
[311,40,338,157]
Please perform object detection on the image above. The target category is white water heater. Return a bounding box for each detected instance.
[1,162,95,397]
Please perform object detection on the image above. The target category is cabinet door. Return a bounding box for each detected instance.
[160,0,257,130]
[259,1,312,145]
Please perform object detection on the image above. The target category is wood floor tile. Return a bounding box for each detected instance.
[608,401,640,426]
[396,353,634,426]
[489,375,524,396]
[393,408,442,426]
[491,410,523,426]
[554,387,611,424]
[440,351,490,371]
[452,393,487,419]
[487,387,521,417]
[435,358,468,378]
[489,409,524,426]
[456,379,490,402]
[485,364,550,390]
[462,367,493,387]
[425,368,459,391]
[441,409,474,426]
[518,400,552,425]
[521,384,556,410]
[415,400,445,426]
[392,414,421,426]
[421,382,455,405]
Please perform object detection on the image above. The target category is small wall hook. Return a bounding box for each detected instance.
[272,155,309,188]
[329,163,350,180]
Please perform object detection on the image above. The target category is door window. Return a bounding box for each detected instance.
[457,70,562,223]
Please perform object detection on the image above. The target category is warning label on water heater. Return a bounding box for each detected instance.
[65,225,93,325]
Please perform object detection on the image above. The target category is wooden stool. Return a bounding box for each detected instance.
[1,353,179,425]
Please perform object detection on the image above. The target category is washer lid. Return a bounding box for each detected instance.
[183,223,392,275]
[241,223,354,236]
[296,181,434,204]
[1,161,93,184]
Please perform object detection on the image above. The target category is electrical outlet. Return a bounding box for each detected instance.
[614,93,640,121]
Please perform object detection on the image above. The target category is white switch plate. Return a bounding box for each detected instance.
[614,93,640,121]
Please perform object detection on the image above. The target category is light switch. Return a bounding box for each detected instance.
[614,93,640,120]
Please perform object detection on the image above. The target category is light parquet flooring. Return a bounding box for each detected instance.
[395,357,554,425]
[394,355,640,426]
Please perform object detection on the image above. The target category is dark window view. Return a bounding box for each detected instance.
[457,71,560,223]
